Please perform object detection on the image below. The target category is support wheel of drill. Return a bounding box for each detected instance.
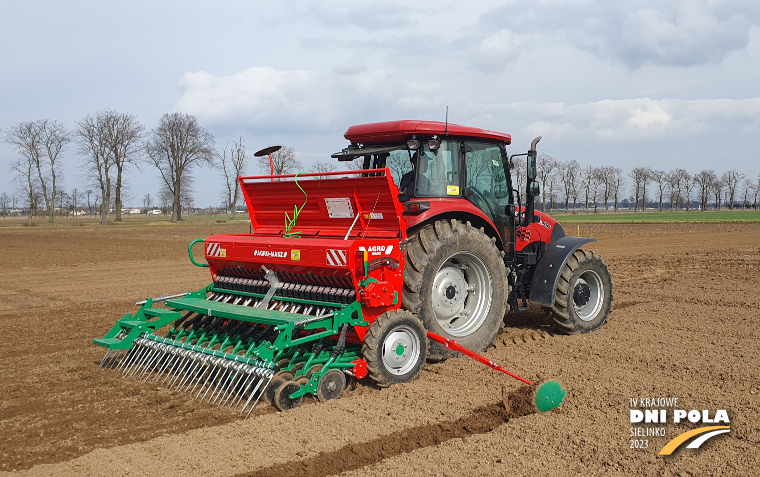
[402,219,508,360]
[273,381,303,411]
[316,369,346,402]
[550,249,613,334]
[265,376,287,404]
[362,309,427,387]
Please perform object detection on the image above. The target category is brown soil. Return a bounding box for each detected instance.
[1,222,759,476]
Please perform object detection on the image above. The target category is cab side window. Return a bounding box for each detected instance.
[465,142,509,221]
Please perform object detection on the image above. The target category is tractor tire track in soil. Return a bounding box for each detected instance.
[240,388,536,477]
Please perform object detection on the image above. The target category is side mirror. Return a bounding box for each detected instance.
[527,154,536,181]
[530,182,540,196]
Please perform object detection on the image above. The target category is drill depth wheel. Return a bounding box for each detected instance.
[273,381,303,411]
[316,369,346,402]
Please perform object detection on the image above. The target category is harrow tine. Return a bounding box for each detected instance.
[245,378,271,418]
[198,359,223,401]
[142,345,169,381]
[153,346,177,383]
[184,358,210,392]
[191,359,215,394]
[123,342,147,376]
[169,353,192,388]
[158,351,181,383]
[162,352,186,385]
[99,349,113,368]
[220,365,246,407]
[207,365,232,403]
[131,343,156,377]
[178,356,203,389]
[156,350,182,386]
[231,371,259,408]
[138,345,162,379]
[241,370,271,417]
[216,365,244,405]
[116,346,138,371]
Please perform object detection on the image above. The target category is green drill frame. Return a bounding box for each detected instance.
[94,284,368,398]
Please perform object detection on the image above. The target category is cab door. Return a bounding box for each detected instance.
[464,141,512,242]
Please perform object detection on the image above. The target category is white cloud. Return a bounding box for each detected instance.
[176,66,760,143]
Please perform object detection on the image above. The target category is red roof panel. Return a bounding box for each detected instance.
[344,120,511,145]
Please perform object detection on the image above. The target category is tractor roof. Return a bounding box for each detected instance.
[344,120,511,145]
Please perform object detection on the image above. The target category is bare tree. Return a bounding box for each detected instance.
[309,160,337,180]
[693,170,716,210]
[581,165,594,211]
[611,167,624,211]
[142,193,153,213]
[629,167,646,212]
[76,113,113,225]
[590,168,603,212]
[146,113,215,222]
[56,190,69,217]
[70,188,80,217]
[740,178,753,209]
[159,189,172,216]
[682,172,694,211]
[558,160,579,211]
[84,189,93,215]
[722,169,745,210]
[7,147,40,225]
[4,120,69,222]
[101,111,144,222]
[536,153,557,212]
[651,170,667,211]
[218,138,246,218]
[257,145,301,175]
[0,192,9,219]
[598,166,615,211]
[712,176,724,209]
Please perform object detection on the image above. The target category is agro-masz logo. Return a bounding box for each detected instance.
[630,407,730,455]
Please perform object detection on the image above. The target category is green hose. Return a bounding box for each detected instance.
[283,172,308,238]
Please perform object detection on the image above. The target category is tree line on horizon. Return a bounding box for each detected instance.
[523,154,759,214]
[0,111,335,225]
[2,112,759,224]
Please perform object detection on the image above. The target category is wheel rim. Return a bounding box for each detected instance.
[431,251,493,337]
[382,325,421,375]
[573,270,604,322]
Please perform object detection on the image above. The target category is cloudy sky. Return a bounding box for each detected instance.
[1,0,759,207]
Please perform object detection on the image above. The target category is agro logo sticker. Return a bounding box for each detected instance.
[291,250,301,261]
[446,185,460,195]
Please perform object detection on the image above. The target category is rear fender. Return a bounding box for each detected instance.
[403,199,504,250]
[528,236,596,307]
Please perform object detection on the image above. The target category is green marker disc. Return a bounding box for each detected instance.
[533,381,566,412]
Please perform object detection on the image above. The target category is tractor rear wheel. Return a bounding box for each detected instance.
[402,220,508,360]
[362,309,427,387]
[550,249,613,334]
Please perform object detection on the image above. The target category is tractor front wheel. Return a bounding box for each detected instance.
[550,249,613,334]
[362,309,427,387]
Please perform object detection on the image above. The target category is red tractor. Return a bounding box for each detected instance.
[332,120,613,360]
[95,120,611,412]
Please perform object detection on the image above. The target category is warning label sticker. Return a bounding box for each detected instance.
[324,197,354,218]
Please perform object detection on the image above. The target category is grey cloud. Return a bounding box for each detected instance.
[479,1,760,68]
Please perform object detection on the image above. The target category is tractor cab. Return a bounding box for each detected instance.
[331,121,515,247]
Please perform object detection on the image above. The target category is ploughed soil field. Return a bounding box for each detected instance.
[1,221,758,476]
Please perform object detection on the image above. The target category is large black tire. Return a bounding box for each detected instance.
[550,249,613,334]
[362,309,428,387]
[402,219,508,360]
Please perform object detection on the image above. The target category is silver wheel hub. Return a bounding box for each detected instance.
[382,326,421,376]
[573,270,604,322]
[432,251,493,337]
